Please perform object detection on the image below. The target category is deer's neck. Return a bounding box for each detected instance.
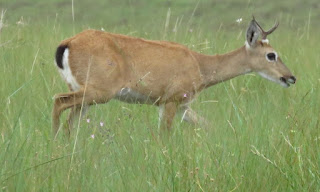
[194,46,251,88]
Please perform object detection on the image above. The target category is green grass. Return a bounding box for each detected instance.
[0,0,320,191]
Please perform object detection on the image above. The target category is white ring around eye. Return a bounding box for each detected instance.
[265,51,278,62]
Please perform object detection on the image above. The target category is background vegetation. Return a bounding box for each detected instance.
[0,0,319,191]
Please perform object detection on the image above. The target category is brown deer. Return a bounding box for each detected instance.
[52,17,296,136]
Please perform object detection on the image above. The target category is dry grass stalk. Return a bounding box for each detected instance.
[0,9,6,33]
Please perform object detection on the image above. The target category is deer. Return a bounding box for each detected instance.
[52,17,296,137]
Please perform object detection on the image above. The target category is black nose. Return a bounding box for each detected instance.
[280,76,296,85]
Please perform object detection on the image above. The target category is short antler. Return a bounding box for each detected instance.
[252,16,279,40]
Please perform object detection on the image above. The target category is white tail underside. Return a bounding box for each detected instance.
[57,48,80,91]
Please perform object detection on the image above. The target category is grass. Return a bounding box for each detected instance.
[0,0,320,191]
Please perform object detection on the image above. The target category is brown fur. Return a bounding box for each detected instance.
[52,25,295,136]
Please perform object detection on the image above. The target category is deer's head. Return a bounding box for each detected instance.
[245,17,296,88]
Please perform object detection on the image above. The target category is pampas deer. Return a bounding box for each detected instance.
[53,17,296,136]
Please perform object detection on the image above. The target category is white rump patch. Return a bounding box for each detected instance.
[56,48,80,91]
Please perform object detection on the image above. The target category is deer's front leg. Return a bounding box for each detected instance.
[158,102,178,131]
[179,105,207,125]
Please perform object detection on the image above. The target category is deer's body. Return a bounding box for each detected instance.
[53,18,296,136]
[58,30,204,104]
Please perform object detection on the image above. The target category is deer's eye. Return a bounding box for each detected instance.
[266,52,277,62]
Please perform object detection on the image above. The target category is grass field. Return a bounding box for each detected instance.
[0,0,320,191]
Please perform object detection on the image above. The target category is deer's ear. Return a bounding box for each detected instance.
[246,20,260,47]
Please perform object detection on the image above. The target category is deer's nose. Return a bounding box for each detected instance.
[287,76,296,84]
[280,76,296,86]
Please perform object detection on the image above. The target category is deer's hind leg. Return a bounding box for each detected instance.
[64,104,89,135]
[52,88,114,137]
[63,85,89,135]
[158,102,178,131]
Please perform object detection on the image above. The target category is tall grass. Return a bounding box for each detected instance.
[0,0,319,191]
